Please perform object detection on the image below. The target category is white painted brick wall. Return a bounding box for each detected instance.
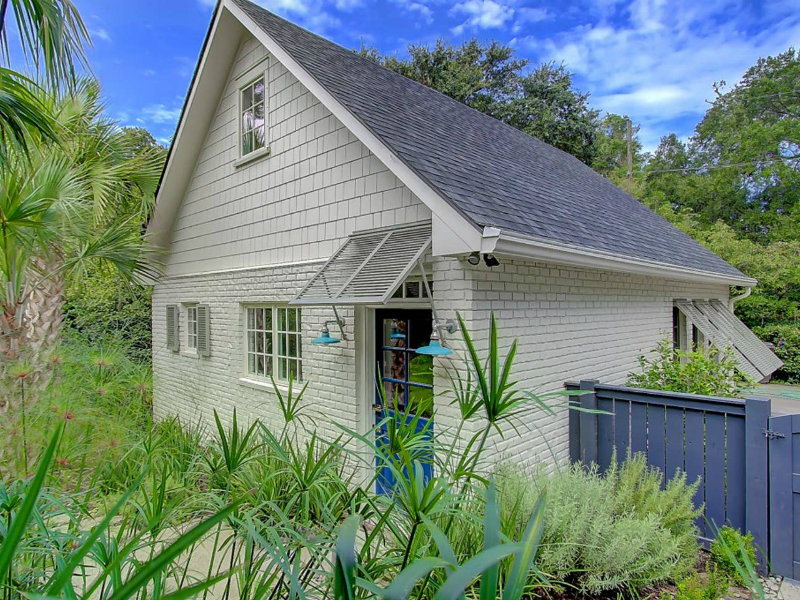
[165,33,430,277]
[430,257,730,473]
[152,262,361,442]
[153,256,729,479]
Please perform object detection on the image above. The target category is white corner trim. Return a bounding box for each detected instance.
[222,0,483,254]
[485,230,757,287]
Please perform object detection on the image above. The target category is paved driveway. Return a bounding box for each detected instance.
[752,383,800,415]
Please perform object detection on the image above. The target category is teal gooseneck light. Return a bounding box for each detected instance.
[415,329,452,356]
[311,326,340,345]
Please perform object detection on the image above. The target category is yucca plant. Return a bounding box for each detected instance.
[327,479,547,600]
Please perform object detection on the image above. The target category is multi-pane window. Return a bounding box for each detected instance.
[240,76,266,155]
[245,306,302,381]
[187,306,198,349]
[276,307,302,381]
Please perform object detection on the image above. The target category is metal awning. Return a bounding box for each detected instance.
[675,299,783,381]
[291,223,432,305]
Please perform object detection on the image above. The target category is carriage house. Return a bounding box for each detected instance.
[146,0,781,474]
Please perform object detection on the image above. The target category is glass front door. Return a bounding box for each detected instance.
[374,309,434,494]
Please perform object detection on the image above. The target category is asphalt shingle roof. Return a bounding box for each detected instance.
[233,0,746,280]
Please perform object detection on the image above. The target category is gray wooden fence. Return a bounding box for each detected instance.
[566,380,771,556]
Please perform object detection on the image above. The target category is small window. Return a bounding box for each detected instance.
[240,76,266,156]
[186,306,198,349]
[245,306,302,381]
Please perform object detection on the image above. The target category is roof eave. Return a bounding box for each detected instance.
[483,229,756,287]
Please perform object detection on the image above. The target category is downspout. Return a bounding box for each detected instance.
[728,286,752,311]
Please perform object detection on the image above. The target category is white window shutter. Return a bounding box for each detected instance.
[166,304,179,351]
[197,304,211,357]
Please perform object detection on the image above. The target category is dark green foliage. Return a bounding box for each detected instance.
[710,526,757,586]
[64,268,152,363]
[669,569,729,600]
[753,324,800,382]
[628,339,755,397]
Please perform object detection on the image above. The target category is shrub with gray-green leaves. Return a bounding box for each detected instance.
[495,453,701,594]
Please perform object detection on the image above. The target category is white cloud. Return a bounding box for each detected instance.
[91,28,111,42]
[392,0,434,24]
[451,0,515,34]
[536,0,800,150]
[139,104,182,125]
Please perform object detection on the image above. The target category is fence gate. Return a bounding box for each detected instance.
[769,414,800,579]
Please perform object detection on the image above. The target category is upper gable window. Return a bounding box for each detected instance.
[240,75,266,156]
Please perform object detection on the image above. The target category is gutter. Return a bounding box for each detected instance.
[479,227,757,288]
[729,287,753,311]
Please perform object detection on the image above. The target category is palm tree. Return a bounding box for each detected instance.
[0,0,90,157]
[0,80,162,399]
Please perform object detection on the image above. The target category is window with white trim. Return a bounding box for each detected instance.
[240,75,266,156]
[245,306,302,381]
[186,305,198,350]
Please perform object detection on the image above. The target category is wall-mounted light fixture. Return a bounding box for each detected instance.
[413,260,457,356]
[311,306,346,345]
[467,251,481,266]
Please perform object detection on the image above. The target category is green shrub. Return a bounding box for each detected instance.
[753,324,800,383]
[492,453,701,594]
[628,339,755,397]
[710,525,757,585]
[64,268,152,363]
[668,569,729,600]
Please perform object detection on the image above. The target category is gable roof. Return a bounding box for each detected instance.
[230,0,748,283]
[150,0,753,285]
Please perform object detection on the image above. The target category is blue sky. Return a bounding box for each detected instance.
[64,0,800,150]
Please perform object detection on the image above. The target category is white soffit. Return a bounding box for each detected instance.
[291,223,432,305]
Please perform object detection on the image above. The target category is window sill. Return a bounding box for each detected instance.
[181,349,199,359]
[237,376,294,394]
[234,146,271,169]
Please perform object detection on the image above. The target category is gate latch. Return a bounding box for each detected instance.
[764,429,786,440]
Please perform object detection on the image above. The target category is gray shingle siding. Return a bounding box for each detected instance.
[233,0,746,280]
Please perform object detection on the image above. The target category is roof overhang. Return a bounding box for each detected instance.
[480,228,756,287]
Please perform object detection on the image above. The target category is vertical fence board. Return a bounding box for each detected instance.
[705,412,726,532]
[631,403,648,455]
[684,410,706,538]
[746,397,771,567]
[614,399,631,459]
[597,396,615,471]
[725,415,746,530]
[768,414,793,576]
[665,407,685,481]
[648,405,667,479]
[579,380,598,465]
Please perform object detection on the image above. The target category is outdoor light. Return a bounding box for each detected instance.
[311,325,340,345]
[390,320,406,339]
[483,253,500,267]
[311,307,346,345]
[467,251,481,266]
[413,260,459,357]
[415,324,456,356]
